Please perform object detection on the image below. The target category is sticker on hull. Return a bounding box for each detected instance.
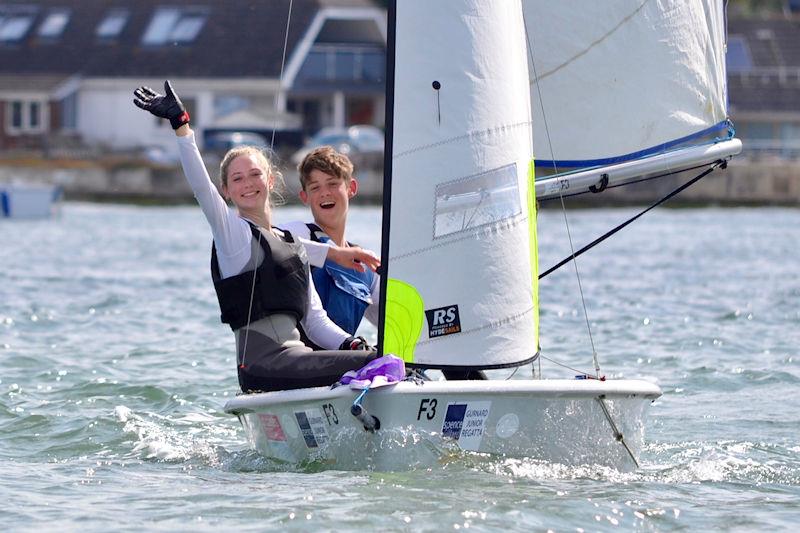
[258,413,294,461]
[441,401,491,451]
[294,409,329,449]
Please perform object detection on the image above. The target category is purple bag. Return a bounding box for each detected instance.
[339,354,406,389]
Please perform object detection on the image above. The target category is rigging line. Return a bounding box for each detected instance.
[241,0,294,368]
[539,354,596,378]
[505,365,520,380]
[523,11,600,377]
[539,162,722,280]
[239,228,264,369]
[596,396,640,468]
[270,0,294,152]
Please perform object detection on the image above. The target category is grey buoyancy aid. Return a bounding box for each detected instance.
[306,223,374,335]
[211,224,308,331]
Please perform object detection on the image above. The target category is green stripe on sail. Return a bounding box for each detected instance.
[528,158,540,346]
[383,279,424,363]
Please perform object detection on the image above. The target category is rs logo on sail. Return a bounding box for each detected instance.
[425,305,462,338]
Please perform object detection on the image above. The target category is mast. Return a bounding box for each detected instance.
[376,0,397,358]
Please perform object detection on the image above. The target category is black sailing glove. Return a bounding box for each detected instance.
[339,336,370,351]
[133,80,190,130]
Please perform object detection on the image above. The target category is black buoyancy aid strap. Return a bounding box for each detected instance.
[306,222,327,243]
[211,222,308,330]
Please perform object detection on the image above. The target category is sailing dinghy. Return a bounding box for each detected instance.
[224,0,738,470]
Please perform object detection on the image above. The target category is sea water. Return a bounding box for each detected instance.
[1,203,798,531]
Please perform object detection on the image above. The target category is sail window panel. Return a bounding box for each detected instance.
[96,9,129,39]
[0,14,34,42]
[433,163,522,239]
[142,8,207,45]
[37,10,69,38]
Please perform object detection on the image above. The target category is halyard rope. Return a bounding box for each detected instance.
[523,11,601,378]
[240,0,294,369]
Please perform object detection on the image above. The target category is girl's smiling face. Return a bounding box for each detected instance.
[222,154,274,212]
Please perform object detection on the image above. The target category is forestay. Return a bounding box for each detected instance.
[524,0,741,199]
[380,0,539,369]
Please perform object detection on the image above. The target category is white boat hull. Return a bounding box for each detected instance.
[224,379,661,470]
[0,184,61,219]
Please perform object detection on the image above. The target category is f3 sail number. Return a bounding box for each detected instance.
[417,398,438,420]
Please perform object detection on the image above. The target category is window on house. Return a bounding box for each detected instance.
[5,100,47,134]
[11,102,23,129]
[214,95,249,118]
[0,12,35,42]
[780,122,800,157]
[38,9,70,39]
[299,45,385,84]
[96,9,129,39]
[727,35,753,73]
[746,122,774,140]
[142,7,207,45]
[60,92,77,130]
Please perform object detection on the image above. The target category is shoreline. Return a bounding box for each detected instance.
[4,156,800,207]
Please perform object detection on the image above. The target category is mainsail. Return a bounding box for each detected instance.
[379,0,539,369]
[524,0,742,199]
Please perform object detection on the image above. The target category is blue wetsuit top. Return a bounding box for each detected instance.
[306,223,374,335]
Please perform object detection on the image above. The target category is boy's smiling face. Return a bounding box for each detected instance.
[299,168,357,232]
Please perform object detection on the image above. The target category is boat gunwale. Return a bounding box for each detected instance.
[223,379,662,415]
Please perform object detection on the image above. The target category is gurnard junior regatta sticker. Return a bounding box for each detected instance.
[425,304,462,338]
[294,409,329,449]
[441,401,491,451]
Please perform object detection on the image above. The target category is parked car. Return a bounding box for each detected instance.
[291,125,384,164]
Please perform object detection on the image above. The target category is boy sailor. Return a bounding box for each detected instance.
[280,146,379,346]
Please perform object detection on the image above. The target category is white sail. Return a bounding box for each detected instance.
[524,0,741,199]
[381,0,538,368]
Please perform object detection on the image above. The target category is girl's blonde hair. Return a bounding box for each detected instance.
[218,146,285,205]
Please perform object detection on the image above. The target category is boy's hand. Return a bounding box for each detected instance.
[339,336,371,351]
[328,245,380,273]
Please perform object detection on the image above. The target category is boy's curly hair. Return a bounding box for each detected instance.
[297,146,354,191]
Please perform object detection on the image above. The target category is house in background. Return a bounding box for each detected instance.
[727,15,800,160]
[0,0,386,159]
